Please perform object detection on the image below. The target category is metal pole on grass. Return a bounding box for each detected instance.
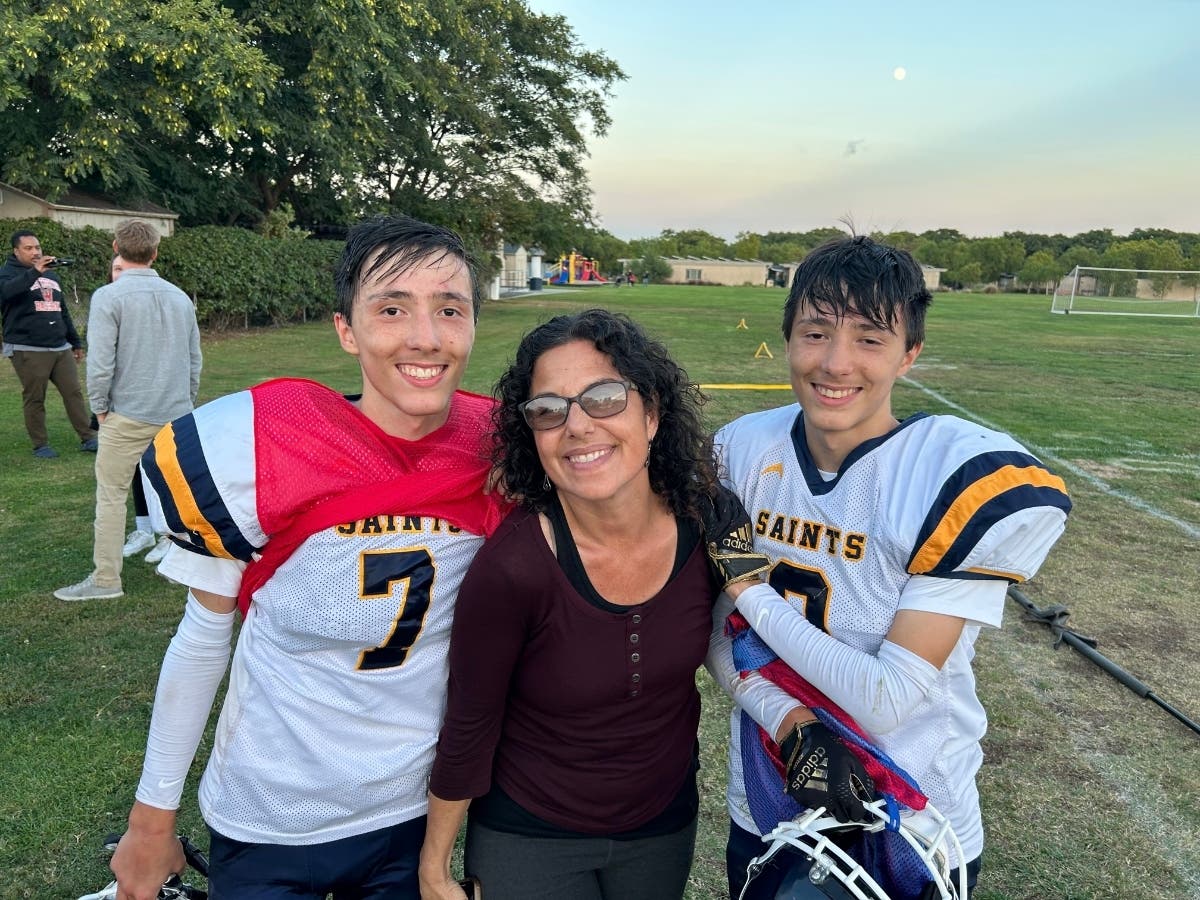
[1007,586,1200,737]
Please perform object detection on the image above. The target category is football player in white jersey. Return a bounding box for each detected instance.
[110,216,509,900]
[707,235,1071,899]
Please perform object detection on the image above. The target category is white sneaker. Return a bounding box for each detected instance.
[122,529,155,557]
[55,575,124,602]
[144,536,171,564]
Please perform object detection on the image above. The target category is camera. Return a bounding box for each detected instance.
[45,257,75,268]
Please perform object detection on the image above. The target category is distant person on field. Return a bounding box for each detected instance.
[96,254,171,565]
[55,221,201,602]
[708,235,1072,898]
[0,229,97,458]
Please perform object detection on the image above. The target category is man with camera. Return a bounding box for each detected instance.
[0,229,97,458]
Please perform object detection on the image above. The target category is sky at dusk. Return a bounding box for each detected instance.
[529,0,1199,241]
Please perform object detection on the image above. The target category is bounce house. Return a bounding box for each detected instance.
[547,251,608,285]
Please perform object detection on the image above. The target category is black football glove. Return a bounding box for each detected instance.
[700,485,770,590]
[779,720,875,823]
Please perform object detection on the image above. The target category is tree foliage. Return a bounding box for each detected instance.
[636,252,672,283]
[0,0,623,250]
[730,231,761,260]
[0,0,277,204]
[1018,250,1060,293]
[361,1,623,238]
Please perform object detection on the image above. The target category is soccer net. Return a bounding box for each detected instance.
[1050,266,1200,317]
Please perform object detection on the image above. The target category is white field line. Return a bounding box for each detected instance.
[901,376,1200,541]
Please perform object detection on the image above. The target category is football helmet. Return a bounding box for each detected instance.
[739,798,967,900]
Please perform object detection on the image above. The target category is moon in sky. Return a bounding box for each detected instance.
[893,66,907,81]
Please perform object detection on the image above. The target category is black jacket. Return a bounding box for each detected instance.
[0,254,81,349]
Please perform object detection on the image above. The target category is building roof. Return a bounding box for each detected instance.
[663,256,768,264]
[0,182,177,219]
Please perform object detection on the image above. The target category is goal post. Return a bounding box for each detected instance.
[1050,266,1200,317]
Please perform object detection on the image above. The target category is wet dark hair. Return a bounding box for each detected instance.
[781,235,932,350]
[492,308,718,518]
[334,215,480,322]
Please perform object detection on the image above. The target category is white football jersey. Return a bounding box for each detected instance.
[716,405,1070,860]
[146,388,489,844]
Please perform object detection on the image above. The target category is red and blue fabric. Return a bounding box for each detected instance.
[728,611,943,899]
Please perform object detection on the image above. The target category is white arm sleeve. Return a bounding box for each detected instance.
[134,593,235,810]
[705,592,803,740]
[734,582,940,735]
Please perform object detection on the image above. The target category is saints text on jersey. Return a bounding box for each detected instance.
[754,509,866,561]
[335,515,463,537]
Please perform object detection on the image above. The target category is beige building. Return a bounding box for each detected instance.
[921,264,946,290]
[0,182,178,237]
[651,256,945,290]
[661,257,782,286]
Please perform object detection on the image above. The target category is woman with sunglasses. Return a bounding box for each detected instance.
[419,308,726,900]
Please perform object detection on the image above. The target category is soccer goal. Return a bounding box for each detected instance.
[1050,266,1200,317]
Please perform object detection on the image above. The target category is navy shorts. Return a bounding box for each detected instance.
[207,815,425,900]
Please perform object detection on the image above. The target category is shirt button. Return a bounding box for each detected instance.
[631,690,640,697]
[631,652,640,663]
[629,633,639,644]
[631,614,642,624]
[632,673,641,683]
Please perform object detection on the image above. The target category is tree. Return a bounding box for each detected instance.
[730,231,761,260]
[759,233,809,263]
[944,260,982,289]
[919,228,968,244]
[1070,228,1115,254]
[1,0,624,248]
[1124,239,1185,297]
[874,230,920,253]
[637,253,672,283]
[1180,256,1200,299]
[0,0,277,206]
[1005,230,1070,258]
[670,229,730,258]
[969,236,1026,283]
[1018,250,1061,294]
[913,238,953,268]
[357,0,624,249]
[1056,245,1100,274]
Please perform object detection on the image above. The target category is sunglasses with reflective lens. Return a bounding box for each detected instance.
[519,379,632,431]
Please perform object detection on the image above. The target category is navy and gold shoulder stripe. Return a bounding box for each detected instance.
[141,415,258,562]
[907,450,1071,581]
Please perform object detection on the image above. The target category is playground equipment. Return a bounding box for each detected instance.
[547,251,608,285]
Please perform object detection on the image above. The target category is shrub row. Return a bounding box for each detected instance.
[3,218,344,331]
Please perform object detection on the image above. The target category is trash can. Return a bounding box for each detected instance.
[528,277,544,291]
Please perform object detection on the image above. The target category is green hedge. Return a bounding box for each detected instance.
[157,227,342,329]
[3,218,343,331]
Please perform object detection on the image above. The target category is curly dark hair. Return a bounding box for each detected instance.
[492,308,718,520]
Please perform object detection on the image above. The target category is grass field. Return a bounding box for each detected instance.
[1,284,1198,899]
